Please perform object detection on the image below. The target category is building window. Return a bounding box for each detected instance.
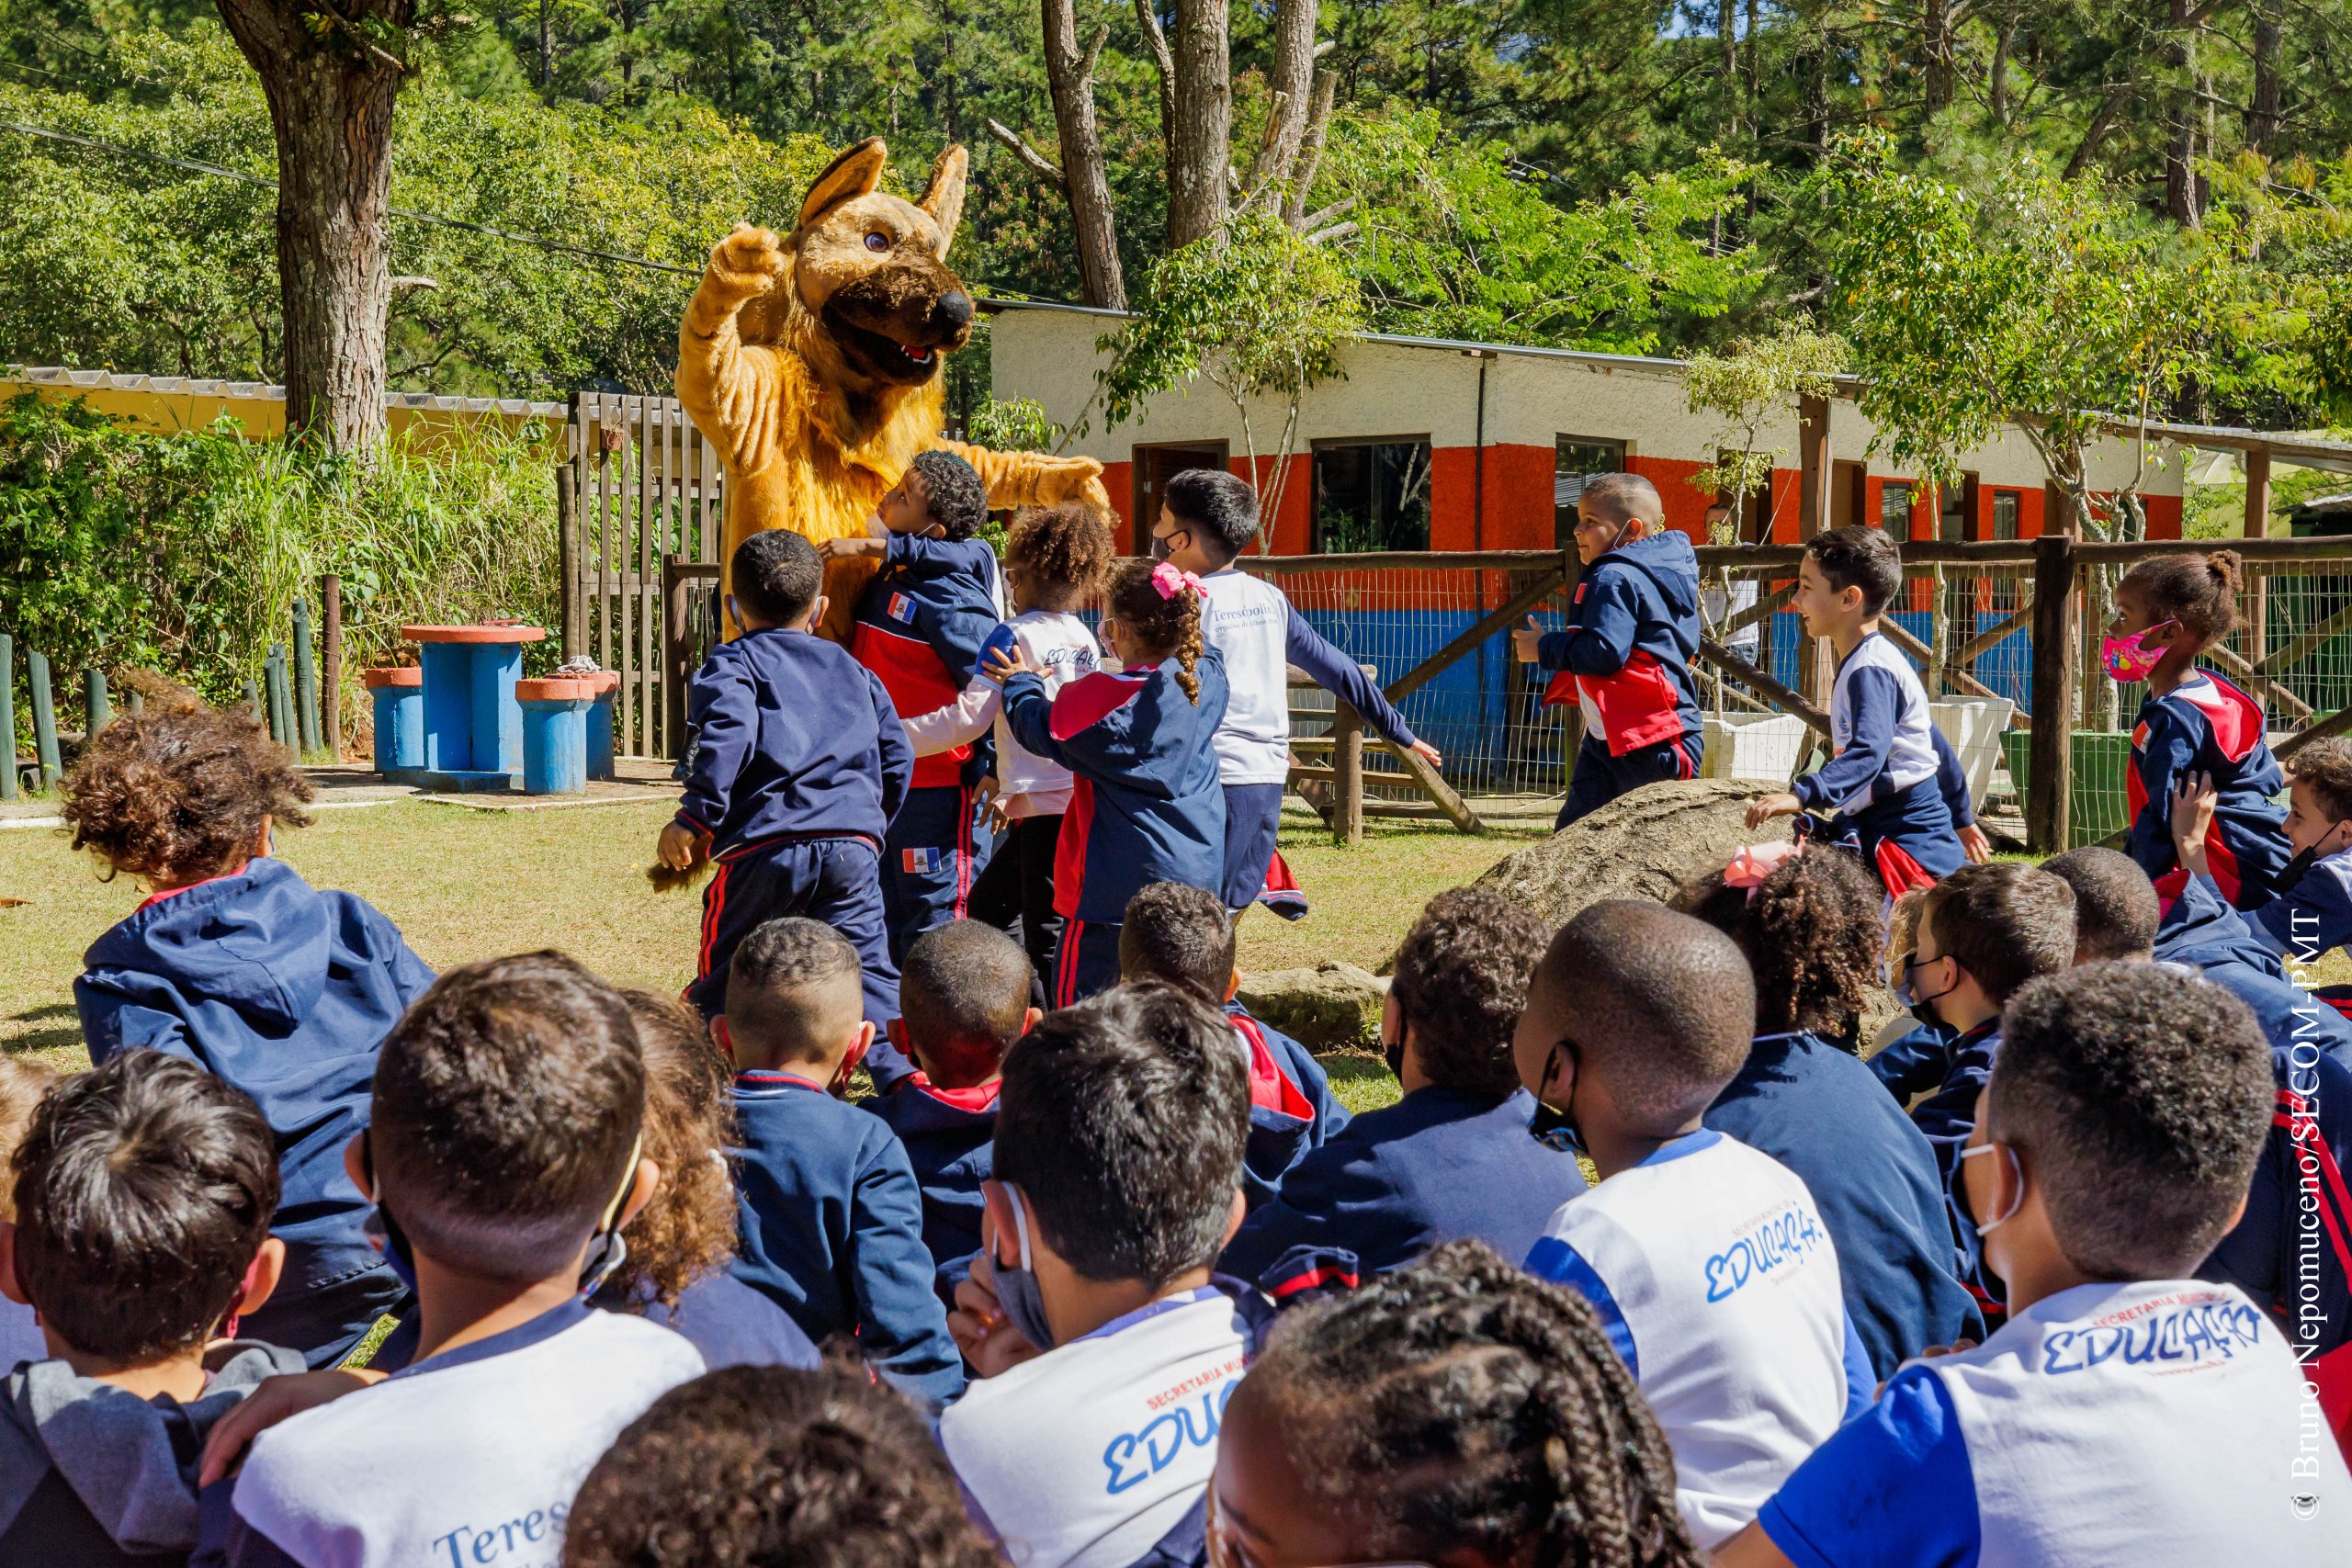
[1555,437,1627,547]
[1130,443,1229,554]
[1313,437,1433,553]
[1879,481,1914,533]
[1991,491,2021,612]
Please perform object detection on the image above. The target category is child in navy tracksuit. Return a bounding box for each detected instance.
[1218,889,1580,1299]
[2105,550,2290,911]
[1676,842,1984,1379]
[1114,881,1348,1208]
[1889,863,2077,1322]
[2044,846,2352,1405]
[1750,525,1982,896]
[2246,739,2352,964]
[719,919,964,1408]
[1512,473,1702,829]
[992,558,1229,1006]
[1145,468,1434,911]
[660,530,915,1082]
[828,450,1004,960]
[62,693,429,1367]
[862,922,1039,1310]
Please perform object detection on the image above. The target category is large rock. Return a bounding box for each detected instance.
[1473,778,1794,931]
[1235,962,1387,1051]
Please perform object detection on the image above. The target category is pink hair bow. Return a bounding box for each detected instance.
[1724,840,1801,900]
[1150,560,1205,600]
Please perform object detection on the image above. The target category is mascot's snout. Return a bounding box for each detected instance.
[780,138,979,389]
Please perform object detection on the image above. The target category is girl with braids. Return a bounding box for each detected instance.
[1210,1240,1703,1568]
[2104,548,2290,908]
[1673,845,1981,1381]
[989,558,1228,1004]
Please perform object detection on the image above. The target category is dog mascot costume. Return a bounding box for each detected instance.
[677,136,1108,637]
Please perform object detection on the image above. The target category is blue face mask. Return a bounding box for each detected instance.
[995,1184,1058,1352]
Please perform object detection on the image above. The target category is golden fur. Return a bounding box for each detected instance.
[676,139,1108,638]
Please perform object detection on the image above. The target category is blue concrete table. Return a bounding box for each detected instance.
[388,624,548,791]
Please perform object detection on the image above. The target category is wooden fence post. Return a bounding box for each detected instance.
[322,575,344,761]
[663,555,694,761]
[558,458,581,659]
[27,649,60,789]
[0,634,17,801]
[2027,532,2077,852]
[1331,699,1364,847]
[84,668,110,735]
[293,598,322,758]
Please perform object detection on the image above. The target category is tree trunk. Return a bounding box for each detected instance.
[1243,0,1317,209]
[215,0,407,453]
[2164,0,2200,228]
[1713,0,1736,252]
[1166,0,1231,248]
[2249,2,2279,154]
[1923,0,1953,117]
[1989,10,2015,126]
[1040,0,1126,308]
[537,0,553,95]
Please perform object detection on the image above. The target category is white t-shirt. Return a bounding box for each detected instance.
[900,609,1102,817]
[1197,569,1295,786]
[230,1303,705,1567]
[939,1286,1252,1568]
[1758,1278,2352,1566]
[1524,1129,1869,1549]
[1825,633,1939,813]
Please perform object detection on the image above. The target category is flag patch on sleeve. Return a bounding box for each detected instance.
[901,846,942,874]
[888,592,916,624]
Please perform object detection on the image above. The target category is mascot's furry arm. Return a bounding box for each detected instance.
[676,225,795,481]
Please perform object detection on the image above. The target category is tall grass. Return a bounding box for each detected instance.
[0,392,559,753]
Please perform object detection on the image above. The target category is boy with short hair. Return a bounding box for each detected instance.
[1747,524,1987,892]
[659,529,914,1080]
[1147,468,1436,912]
[1516,902,1869,1550]
[1218,888,1580,1296]
[828,449,1006,959]
[940,983,1261,1568]
[0,1052,302,1565]
[1510,472,1703,827]
[221,952,706,1567]
[1115,881,1347,1208]
[724,919,963,1407]
[2245,738,2352,962]
[864,920,1040,1308]
[1718,964,2352,1568]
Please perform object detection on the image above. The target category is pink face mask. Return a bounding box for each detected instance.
[2100,619,2177,683]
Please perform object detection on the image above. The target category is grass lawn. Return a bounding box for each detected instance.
[0,798,1541,1111]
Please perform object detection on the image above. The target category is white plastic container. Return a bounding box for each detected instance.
[1928,697,2016,815]
[1702,713,1814,784]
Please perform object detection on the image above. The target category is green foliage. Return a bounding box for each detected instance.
[964,396,1061,454]
[1685,325,1848,525]
[0,392,557,742]
[1317,109,1757,353]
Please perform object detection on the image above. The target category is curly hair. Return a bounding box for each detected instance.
[1388,888,1547,1096]
[612,993,740,1309]
[1245,1240,1701,1568]
[60,687,312,885]
[1672,845,1884,1039]
[2119,549,2243,644]
[562,1359,1001,1568]
[2287,736,2352,824]
[1004,502,1115,609]
[904,449,989,543]
[1104,558,1204,703]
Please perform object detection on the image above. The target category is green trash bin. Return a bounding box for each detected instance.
[2001,730,2135,848]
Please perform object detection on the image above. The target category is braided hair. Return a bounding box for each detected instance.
[1672,844,1883,1041]
[1105,558,1205,703]
[1248,1240,1701,1568]
[2119,548,2244,644]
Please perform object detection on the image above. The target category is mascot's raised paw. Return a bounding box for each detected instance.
[711,223,789,294]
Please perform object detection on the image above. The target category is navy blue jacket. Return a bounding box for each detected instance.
[1869,1021,1953,1104]
[1001,649,1229,924]
[727,1072,964,1406]
[852,532,1000,792]
[2126,671,2290,908]
[863,1074,998,1310]
[595,1269,821,1372]
[2203,1042,2352,1367]
[74,857,431,1358]
[676,626,911,852]
[2249,847,2352,963]
[1231,1010,1351,1211]
[1703,1031,1982,1378]
[1905,1018,2004,1315]
[1792,679,1977,832]
[1216,1087,1583,1297]
[2159,873,2352,1068]
[1534,530,1702,755]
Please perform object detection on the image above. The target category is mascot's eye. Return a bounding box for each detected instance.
[864,231,890,253]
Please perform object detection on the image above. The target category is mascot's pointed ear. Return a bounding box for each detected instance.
[800,138,889,230]
[919,145,969,257]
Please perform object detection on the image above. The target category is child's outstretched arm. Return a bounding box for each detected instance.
[991,647,1078,769]
[1931,726,1992,863]
[849,1137,967,1407]
[662,652,754,869]
[2169,770,2219,881]
[1510,569,1640,676]
[1283,605,1441,766]
[900,672,1003,757]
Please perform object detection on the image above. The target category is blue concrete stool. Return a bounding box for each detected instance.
[365,667,424,773]
[585,670,619,782]
[517,678,594,795]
